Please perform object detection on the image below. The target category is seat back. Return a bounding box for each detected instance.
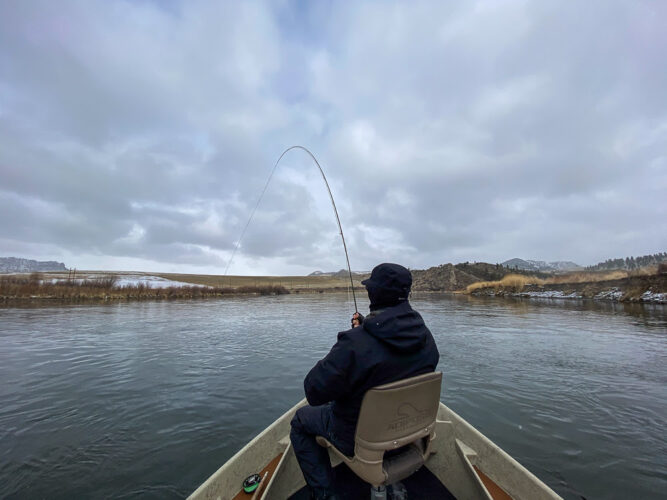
[356,371,442,448]
[353,371,442,484]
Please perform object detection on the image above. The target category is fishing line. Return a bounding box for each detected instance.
[224,145,358,312]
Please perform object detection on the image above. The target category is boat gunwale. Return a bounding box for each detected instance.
[189,399,562,500]
[187,399,306,500]
[438,401,562,499]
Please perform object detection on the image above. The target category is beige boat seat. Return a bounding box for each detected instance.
[316,371,442,488]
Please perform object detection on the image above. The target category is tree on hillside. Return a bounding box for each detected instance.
[586,252,667,271]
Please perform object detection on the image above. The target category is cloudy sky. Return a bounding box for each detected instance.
[1,0,665,275]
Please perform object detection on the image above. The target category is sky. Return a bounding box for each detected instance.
[1,0,665,275]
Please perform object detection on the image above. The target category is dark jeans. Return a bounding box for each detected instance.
[290,404,354,492]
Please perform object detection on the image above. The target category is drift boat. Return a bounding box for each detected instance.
[188,404,562,499]
[189,372,561,500]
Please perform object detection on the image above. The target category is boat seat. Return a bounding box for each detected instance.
[316,371,442,489]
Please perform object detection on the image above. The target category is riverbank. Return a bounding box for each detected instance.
[0,273,289,303]
[5,269,666,305]
[468,273,667,303]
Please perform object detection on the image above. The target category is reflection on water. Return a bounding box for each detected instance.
[0,295,665,499]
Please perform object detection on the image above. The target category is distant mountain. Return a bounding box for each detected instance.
[0,257,67,273]
[549,261,584,271]
[502,258,582,272]
[308,269,368,277]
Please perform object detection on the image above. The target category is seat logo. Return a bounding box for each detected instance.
[387,403,430,432]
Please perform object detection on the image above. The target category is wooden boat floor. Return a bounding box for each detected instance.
[232,453,283,500]
[288,463,456,499]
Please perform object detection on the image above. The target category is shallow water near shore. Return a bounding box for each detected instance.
[1,294,665,499]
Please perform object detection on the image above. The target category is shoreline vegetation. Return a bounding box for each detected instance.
[463,268,667,303]
[0,273,291,303]
[1,264,666,305]
[411,261,667,304]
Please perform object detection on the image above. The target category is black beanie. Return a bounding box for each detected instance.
[361,263,412,311]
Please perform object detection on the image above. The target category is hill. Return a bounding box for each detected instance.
[454,262,551,281]
[501,258,582,272]
[0,257,67,273]
[412,262,550,292]
[586,252,667,271]
[411,264,479,291]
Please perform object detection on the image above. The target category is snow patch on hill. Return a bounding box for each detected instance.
[502,258,582,272]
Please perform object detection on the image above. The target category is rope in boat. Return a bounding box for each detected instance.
[224,145,358,312]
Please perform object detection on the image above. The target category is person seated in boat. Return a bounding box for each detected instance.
[290,263,440,500]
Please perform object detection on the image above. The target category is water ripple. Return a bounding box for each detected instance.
[0,295,665,499]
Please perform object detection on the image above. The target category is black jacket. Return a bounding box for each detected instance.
[303,301,440,454]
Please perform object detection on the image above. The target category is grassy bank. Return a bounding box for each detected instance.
[0,273,289,302]
[464,271,667,303]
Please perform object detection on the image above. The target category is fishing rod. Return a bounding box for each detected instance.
[224,145,358,312]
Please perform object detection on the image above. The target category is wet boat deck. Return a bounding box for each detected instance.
[289,463,456,499]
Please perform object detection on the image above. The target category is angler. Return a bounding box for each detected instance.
[290,263,440,500]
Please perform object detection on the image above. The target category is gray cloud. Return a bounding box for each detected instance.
[1,0,665,274]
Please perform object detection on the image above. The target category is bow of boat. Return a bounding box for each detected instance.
[188,399,561,500]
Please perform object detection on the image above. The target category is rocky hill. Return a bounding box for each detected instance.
[454,262,551,281]
[411,264,480,291]
[412,262,548,292]
[0,257,67,273]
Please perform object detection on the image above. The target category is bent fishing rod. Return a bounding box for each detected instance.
[224,145,358,313]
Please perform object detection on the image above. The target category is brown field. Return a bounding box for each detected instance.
[0,270,365,302]
[155,272,365,291]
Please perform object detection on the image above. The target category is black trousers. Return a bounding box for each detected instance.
[289,404,353,492]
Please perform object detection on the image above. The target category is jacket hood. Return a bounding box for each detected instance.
[362,301,429,353]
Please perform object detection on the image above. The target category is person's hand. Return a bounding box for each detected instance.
[351,312,364,328]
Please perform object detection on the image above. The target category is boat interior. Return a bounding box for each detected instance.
[288,461,457,499]
[191,372,560,500]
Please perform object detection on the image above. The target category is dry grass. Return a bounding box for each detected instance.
[465,265,664,294]
[542,267,658,284]
[154,272,364,290]
[0,273,289,301]
[543,270,629,284]
[465,274,545,293]
[0,269,366,303]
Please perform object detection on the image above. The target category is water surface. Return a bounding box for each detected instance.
[0,295,665,499]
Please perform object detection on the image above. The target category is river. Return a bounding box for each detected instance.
[0,294,665,499]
